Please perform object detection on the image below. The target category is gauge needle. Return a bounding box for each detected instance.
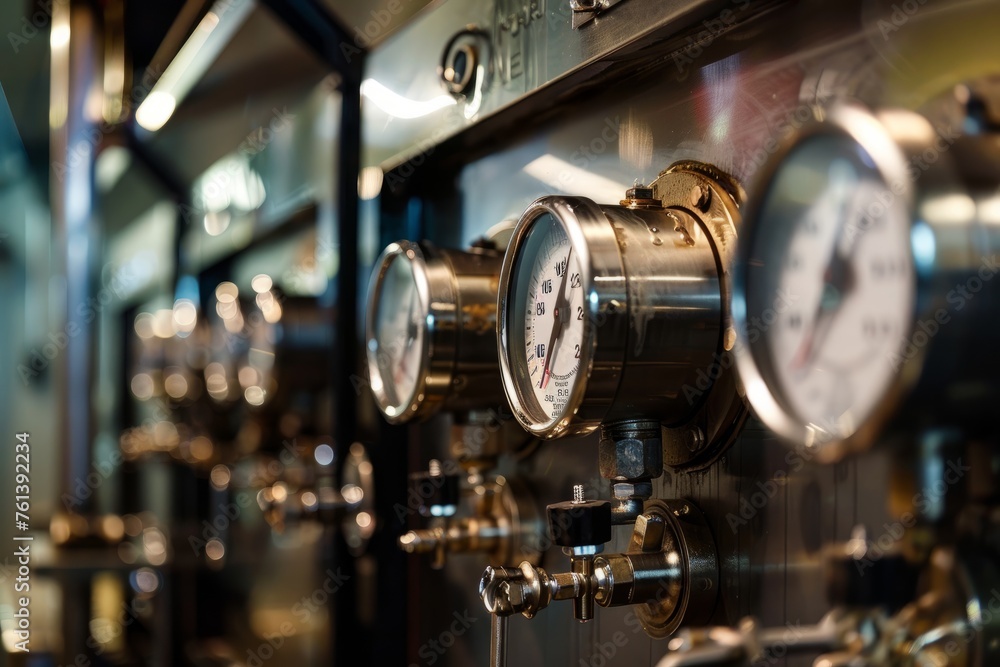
[540,247,573,389]
[790,191,859,372]
[395,292,419,383]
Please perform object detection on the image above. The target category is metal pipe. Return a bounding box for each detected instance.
[489,614,508,667]
[51,0,100,515]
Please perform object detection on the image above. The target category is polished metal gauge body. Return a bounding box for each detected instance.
[366,240,504,423]
[498,163,747,466]
[733,103,1000,462]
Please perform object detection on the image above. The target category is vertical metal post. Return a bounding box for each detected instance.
[50,0,101,660]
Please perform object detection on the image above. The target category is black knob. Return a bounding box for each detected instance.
[547,497,612,548]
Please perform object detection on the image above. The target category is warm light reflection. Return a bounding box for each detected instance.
[271,483,288,503]
[342,484,364,505]
[244,385,266,406]
[238,365,260,389]
[522,154,630,203]
[215,281,239,303]
[163,372,187,401]
[359,166,384,200]
[361,78,457,119]
[256,290,282,323]
[210,464,231,490]
[251,274,273,293]
[189,436,213,462]
[134,0,252,132]
[130,373,154,400]
[205,538,225,561]
[205,362,229,401]
[134,312,155,339]
[143,527,168,566]
[204,210,232,236]
[173,298,198,335]
[135,91,177,132]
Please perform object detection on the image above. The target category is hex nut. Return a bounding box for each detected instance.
[599,433,663,481]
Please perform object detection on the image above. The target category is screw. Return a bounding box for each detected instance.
[572,484,585,504]
[690,184,711,211]
[429,459,442,476]
[687,428,705,452]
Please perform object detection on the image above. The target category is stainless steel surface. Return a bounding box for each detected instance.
[362,0,765,170]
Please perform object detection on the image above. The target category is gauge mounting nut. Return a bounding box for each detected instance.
[599,420,663,482]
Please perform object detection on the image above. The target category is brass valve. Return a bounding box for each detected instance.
[398,473,543,568]
[479,498,719,638]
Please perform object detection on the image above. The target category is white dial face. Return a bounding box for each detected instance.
[370,251,426,416]
[747,137,915,439]
[507,213,587,425]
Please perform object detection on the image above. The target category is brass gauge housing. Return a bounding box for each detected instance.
[366,240,504,424]
[497,162,747,469]
[733,103,1000,462]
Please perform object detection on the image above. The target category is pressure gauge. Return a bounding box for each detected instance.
[366,240,505,423]
[497,163,748,468]
[734,103,1000,462]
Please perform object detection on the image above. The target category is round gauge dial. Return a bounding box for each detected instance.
[507,213,587,426]
[736,116,917,450]
[499,178,742,448]
[367,245,428,420]
[366,240,505,424]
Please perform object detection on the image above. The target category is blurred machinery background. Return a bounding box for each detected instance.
[2,0,1000,666]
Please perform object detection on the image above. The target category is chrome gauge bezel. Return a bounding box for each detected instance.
[732,103,925,462]
[497,196,628,439]
[365,240,456,424]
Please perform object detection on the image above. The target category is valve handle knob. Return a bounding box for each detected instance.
[546,488,612,548]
